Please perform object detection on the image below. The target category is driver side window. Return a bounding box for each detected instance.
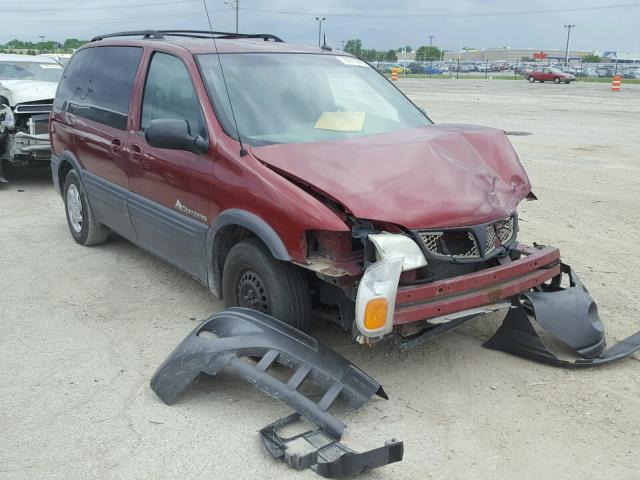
[141,52,207,139]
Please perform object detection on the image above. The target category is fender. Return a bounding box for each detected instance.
[206,208,292,296]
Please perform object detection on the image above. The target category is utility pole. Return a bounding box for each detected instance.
[224,0,239,33]
[39,35,45,53]
[315,17,326,47]
[340,40,346,51]
[564,24,575,66]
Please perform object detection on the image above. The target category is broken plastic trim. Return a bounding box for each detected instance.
[260,412,404,478]
[484,263,640,367]
[150,307,387,439]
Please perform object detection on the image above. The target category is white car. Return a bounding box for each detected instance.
[0,54,63,181]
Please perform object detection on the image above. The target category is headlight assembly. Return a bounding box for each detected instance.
[368,232,427,271]
[355,257,403,338]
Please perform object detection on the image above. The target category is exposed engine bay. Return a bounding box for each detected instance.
[0,100,53,167]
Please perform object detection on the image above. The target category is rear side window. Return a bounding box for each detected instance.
[55,46,142,130]
[141,52,207,139]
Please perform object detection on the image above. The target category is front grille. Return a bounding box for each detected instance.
[33,118,49,135]
[484,216,515,256]
[14,104,53,114]
[418,215,516,261]
[419,231,480,258]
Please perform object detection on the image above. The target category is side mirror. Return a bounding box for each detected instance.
[144,118,208,155]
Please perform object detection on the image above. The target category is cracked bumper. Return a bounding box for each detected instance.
[393,244,560,325]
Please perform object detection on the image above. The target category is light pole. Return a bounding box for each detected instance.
[340,40,346,51]
[315,17,326,47]
[39,35,45,53]
[564,24,575,66]
[427,35,435,75]
[224,0,239,33]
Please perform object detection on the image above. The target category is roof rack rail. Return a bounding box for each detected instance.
[158,30,284,42]
[90,29,284,43]
[91,30,164,42]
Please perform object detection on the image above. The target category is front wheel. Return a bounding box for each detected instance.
[222,237,311,331]
[63,170,110,246]
[528,76,535,82]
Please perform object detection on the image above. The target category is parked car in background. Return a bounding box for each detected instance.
[526,67,575,83]
[621,67,640,79]
[0,54,63,181]
[385,64,411,74]
[39,53,73,66]
[422,65,444,75]
[596,66,616,78]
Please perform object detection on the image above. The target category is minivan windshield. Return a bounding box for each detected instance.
[197,53,430,146]
[0,61,63,82]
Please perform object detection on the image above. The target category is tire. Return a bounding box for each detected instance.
[63,169,110,246]
[222,237,311,331]
[565,81,571,84]
[554,77,560,84]
[528,76,535,82]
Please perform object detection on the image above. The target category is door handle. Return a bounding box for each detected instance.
[129,143,144,164]
[110,138,123,155]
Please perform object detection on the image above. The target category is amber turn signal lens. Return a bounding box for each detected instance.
[364,298,388,330]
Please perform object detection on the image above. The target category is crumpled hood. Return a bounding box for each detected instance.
[251,124,532,229]
[0,80,58,106]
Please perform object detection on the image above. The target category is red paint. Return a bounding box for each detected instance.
[252,124,531,229]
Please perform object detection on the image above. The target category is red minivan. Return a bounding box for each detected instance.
[50,30,562,344]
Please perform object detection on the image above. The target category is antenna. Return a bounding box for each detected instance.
[201,0,247,156]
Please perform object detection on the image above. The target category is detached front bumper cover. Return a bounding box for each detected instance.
[151,308,403,476]
[485,263,640,367]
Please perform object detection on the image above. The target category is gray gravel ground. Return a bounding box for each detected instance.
[1,79,639,479]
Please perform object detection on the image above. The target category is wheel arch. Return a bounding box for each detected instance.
[53,150,83,195]
[206,209,292,297]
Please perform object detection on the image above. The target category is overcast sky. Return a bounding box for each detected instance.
[2,0,639,53]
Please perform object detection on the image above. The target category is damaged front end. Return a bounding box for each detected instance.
[0,101,53,172]
[306,220,640,367]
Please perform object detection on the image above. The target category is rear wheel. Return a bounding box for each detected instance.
[63,170,110,246]
[222,237,311,331]
[554,77,560,84]
[528,76,535,82]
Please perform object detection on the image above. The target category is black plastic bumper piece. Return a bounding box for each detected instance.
[484,264,640,367]
[260,413,404,478]
[150,307,387,439]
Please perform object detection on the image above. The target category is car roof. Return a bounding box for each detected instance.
[0,53,60,63]
[85,34,345,56]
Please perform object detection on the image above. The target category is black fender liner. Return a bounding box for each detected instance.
[205,209,292,296]
[484,264,640,367]
[150,307,387,439]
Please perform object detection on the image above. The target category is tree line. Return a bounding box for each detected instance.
[343,39,443,63]
[0,38,87,54]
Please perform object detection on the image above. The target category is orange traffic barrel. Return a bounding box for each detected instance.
[611,75,621,91]
[391,67,399,81]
